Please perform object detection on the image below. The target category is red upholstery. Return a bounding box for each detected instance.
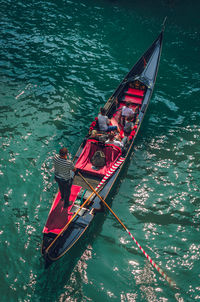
[110,117,119,127]
[126,88,145,97]
[123,95,143,105]
[43,185,82,234]
[75,139,122,176]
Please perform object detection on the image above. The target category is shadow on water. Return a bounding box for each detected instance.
[33,210,107,302]
[34,252,80,301]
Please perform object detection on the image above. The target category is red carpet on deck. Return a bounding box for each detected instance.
[43,185,82,234]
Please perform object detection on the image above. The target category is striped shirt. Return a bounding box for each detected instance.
[53,154,74,181]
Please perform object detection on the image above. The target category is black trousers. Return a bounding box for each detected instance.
[55,176,72,206]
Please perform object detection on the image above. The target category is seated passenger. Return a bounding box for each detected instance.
[89,130,108,143]
[106,132,124,149]
[133,80,140,89]
[123,115,134,136]
[129,82,135,89]
[135,105,140,116]
[121,102,134,126]
[122,115,134,145]
[98,107,118,132]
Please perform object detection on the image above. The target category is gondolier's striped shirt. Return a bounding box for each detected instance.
[53,154,74,181]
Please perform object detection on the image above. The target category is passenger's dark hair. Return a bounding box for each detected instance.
[108,133,115,140]
[59,147,68,157]
[127,115,133,122]
[100,107,106,115]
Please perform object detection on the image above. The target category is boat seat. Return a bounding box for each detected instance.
[75,212,93,227]
[75,139,122,177]
[125,88,145,97]
[70,204,89,216]
[122,95,143,105]
[78,162,107,177]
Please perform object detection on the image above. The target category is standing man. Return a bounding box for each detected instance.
[53,147,76,208]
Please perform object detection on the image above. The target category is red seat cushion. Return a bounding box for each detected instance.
[123,95,143,105]
[75,139,122,176]
[79,162,107,176]
[126,88,145,97]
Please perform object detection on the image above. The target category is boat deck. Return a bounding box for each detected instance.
[73,172,101,191]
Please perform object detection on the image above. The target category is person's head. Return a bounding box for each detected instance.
[59,147,68,158]
[125,102,131,107]
[91,130,97,137]
[127,115,133,122]
[108,133,115,141]
[135,105,139,112]
[100,107,106,115]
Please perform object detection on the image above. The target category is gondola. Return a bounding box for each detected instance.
[41,24,165,266]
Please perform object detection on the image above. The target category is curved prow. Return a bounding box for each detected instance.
[162,16,167,32]
[139,34,163,89]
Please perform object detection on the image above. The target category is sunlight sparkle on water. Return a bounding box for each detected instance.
[120,237,130,245]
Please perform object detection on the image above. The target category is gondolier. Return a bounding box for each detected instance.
[53,147,76,208]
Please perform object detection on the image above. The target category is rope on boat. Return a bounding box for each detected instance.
[95,156,125,190]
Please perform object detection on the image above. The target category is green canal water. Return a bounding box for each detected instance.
[0,1,200,301]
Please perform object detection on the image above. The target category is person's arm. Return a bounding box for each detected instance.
[70,160,77,175]
[106,116,110,125]
[131,123,134,131]
[69,159,76,172]
[115,140,123,148]
[120,141,124,147]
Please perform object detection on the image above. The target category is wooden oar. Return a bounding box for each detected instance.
[78,172,176,288]
[44,189,97,255]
